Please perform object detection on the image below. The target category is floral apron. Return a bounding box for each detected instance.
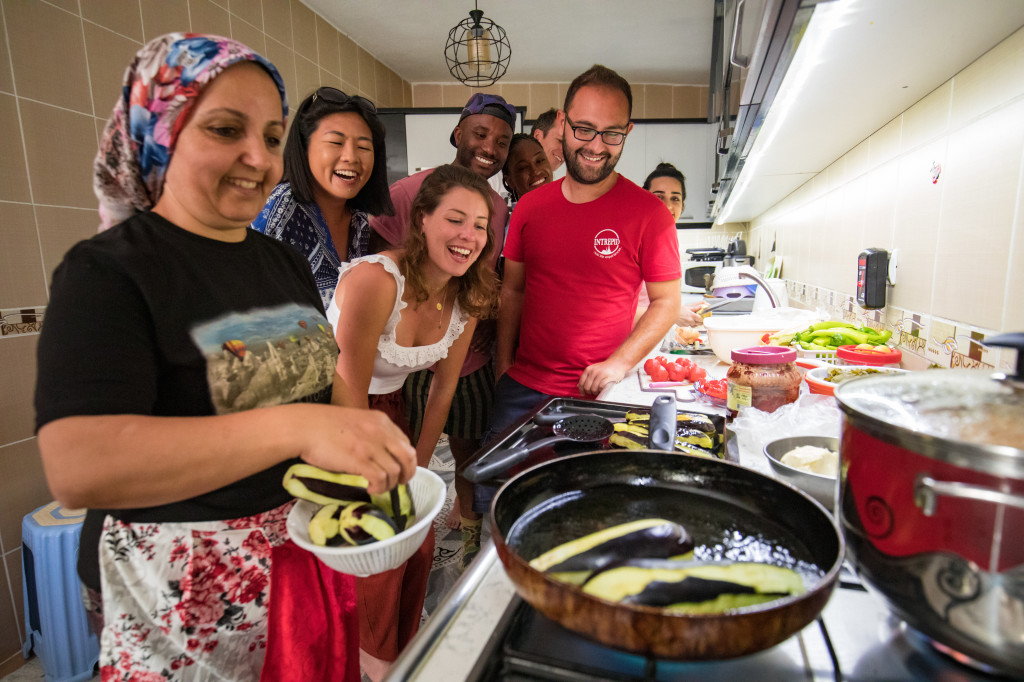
[96,504,291,681]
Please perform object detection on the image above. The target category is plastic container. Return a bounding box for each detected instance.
[703,314,810,364]
[796,347,839,365]
[286,467,445,576]
[726,346,801,415]
[835,344,902,367]
[805,366,908,396]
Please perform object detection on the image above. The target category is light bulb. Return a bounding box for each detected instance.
[467,27,491,75]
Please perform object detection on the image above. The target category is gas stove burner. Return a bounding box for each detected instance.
[898,621,1008,678]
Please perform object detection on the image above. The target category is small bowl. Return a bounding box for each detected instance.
[693,379,727,408]
[805,365,907,396]
[286,467,445,576]
[763,436,839,511]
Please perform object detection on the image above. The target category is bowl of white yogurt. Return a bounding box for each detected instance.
[762,436,839,511]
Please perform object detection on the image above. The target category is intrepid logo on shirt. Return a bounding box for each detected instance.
[593,229,621,258]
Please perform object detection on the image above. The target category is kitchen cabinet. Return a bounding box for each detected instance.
[616,122,717,224]
[711,0,1024,223]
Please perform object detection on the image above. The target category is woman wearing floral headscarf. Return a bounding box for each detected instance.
[34,33,414,680]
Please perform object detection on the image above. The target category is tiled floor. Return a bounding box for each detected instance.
[3,440,477,681]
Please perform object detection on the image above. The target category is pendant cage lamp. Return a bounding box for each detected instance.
[444,2,511,87]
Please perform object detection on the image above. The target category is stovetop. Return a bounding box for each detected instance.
[465,573,1012,682]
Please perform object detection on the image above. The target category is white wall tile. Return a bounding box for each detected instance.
[889,138,946,313]
[933,99,1024,329]
[950,26,1024,130]
[902,81,952,153]
[869,116,902,168]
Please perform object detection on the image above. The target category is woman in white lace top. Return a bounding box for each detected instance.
[326,164,499,678]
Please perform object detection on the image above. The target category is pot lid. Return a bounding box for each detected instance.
[835,369,1024,452]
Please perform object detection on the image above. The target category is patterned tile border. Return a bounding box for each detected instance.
[783,282,1015,373]
[0,307,44,338]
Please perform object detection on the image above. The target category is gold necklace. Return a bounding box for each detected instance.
[436,285,448,328]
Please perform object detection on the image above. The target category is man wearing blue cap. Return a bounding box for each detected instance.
[370,92,516,570]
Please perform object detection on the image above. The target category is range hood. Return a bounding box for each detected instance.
[709,0,820,223]
[710,0,1024,224]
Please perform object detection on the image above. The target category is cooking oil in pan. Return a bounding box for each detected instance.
[506,482,826,588]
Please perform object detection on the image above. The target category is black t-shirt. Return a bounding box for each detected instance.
[35,212,338,590]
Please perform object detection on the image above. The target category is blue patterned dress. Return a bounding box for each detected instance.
[252,183,371,310]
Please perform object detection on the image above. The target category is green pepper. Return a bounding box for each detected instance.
[809,327,871,346]
[767,331,796,346]
[809,320,855,332]
[799,340,828,351]
[870,329,892,344]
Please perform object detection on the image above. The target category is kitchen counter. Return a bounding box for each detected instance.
[388,345,1000,681]
[596,342,727,412]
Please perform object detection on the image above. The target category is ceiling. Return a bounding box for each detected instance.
[301,0,716,85]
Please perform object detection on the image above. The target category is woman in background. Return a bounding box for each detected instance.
[502,133,553,204]
[639,162,704,327]
[252,87,393,309]
[644,161,687,224]
[329,164,499,680]
[34,34,413,680]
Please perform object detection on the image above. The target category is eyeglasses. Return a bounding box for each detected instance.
[311,87,377,113]
[564,115,627,146]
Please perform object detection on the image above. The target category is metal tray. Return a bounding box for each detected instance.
[461,397,729,512]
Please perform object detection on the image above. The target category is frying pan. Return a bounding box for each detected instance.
[491,449,843,660]
[463,415,614,482]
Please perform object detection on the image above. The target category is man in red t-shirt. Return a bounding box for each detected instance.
[490,65,681,438]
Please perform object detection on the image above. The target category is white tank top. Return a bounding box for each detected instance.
[326,254,469,394]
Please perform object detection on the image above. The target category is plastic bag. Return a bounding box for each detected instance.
[728,394,841,474]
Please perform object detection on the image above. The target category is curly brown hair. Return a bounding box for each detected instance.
[400,164,499,319]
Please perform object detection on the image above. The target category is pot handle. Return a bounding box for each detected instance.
[914,475,1024,516]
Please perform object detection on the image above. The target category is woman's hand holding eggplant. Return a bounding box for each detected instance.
[298,404,417,495]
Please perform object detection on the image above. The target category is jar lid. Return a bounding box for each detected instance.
[836,344,902,366]
[731,345,797,364]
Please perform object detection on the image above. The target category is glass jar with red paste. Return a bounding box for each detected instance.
[726,346,801,417]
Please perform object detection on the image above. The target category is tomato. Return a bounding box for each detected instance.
[667,364,686,382]
[650,365,670,382]
[700,378,726,399]
[643,358,659,375]
[688,366,707,382]
[656,355,669,367]
[677,358,693,371]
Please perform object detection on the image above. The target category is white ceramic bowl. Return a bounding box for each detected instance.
[286,467,445,576]
[701,315,797,364]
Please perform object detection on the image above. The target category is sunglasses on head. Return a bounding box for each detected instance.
[311,87,377,113]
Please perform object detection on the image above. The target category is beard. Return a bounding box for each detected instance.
[563,140,621,185]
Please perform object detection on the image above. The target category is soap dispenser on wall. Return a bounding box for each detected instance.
[856,248,888,309]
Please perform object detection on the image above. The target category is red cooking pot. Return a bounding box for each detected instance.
[835,344,1024,676]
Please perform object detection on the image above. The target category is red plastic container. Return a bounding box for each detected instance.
[836,344,901,367]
